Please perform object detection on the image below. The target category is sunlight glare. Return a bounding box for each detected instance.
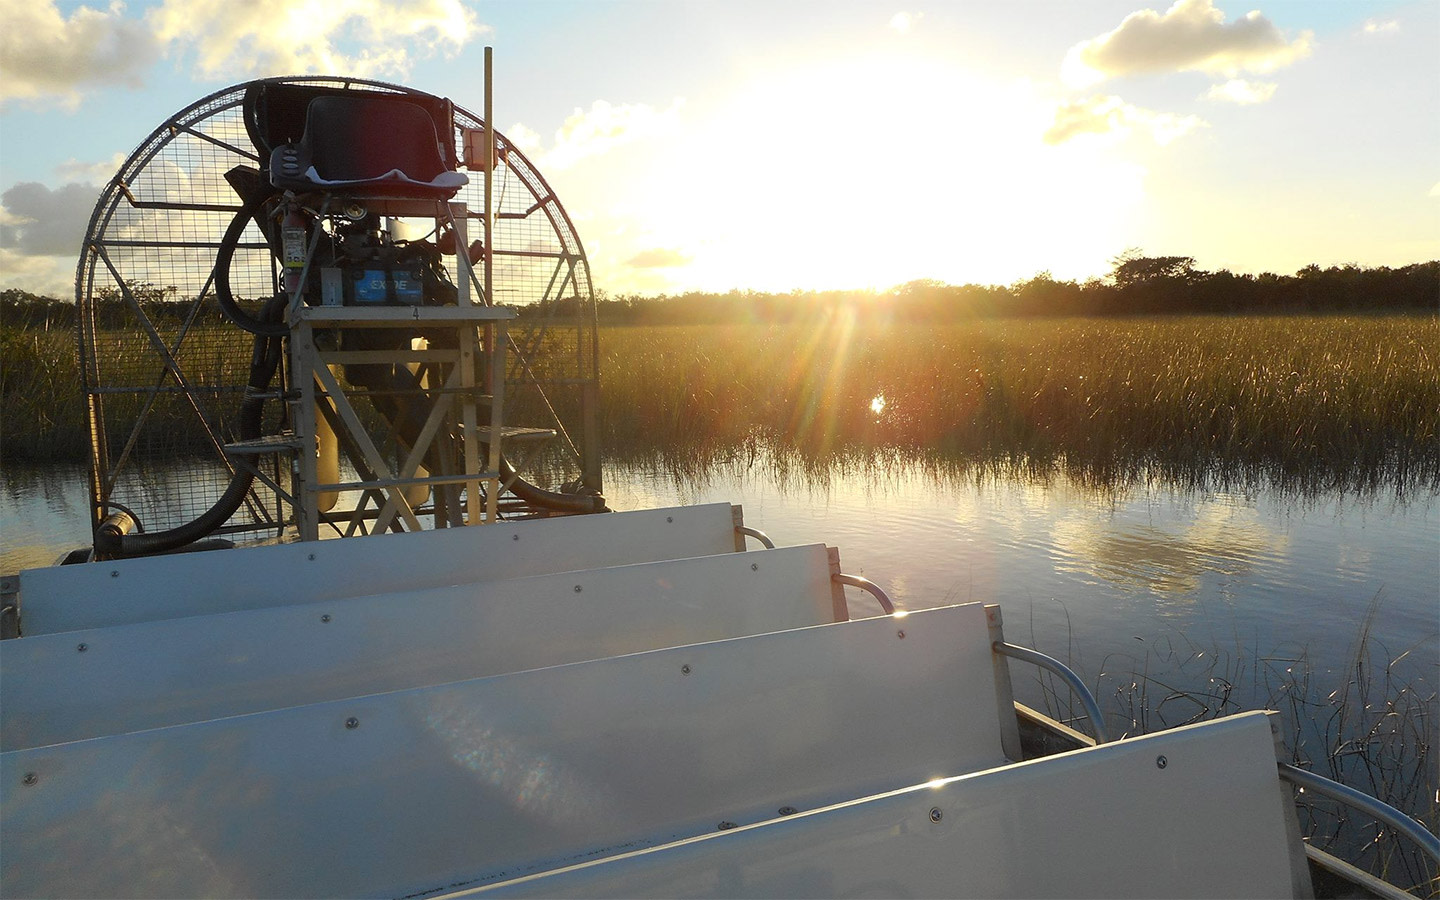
[620,51,1147,292]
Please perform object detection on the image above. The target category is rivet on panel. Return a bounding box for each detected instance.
[929,807,943,823]
[717,821,737,830]
[666,516,673,523]
[574,584,583,593]
[308,553,316,561]
[681,664,692,675]
[110,571,119,578]
[320,614,332,623]
[778,806,799,816]
[76,643,88,652]
[512,534,519,541]
[751,563,758,571]
[345,717,360,729]
[1156,755,1168,769]
[897,630,906,640]
[22,772,38,786]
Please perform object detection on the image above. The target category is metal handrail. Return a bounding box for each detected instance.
[1278,762,1440,865]
[736,525,775,550]
[831,573,895,615]
[993,641,1111,744]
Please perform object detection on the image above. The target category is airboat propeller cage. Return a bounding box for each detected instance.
[78,74,604,557]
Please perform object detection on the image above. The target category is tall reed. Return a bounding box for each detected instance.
[598,315,1439,494]
[6,315,1438,497]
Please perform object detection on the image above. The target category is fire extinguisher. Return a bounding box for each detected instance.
[280,202,307,297]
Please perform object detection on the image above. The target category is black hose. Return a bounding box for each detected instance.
[214,192,289,337]
[497,455,607,515]
[95,296,287,557]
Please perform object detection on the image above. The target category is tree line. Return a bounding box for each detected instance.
[5,257,1436,331]
[592,257,1438,324]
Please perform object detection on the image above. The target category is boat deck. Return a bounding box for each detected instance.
[0,503,1336,898]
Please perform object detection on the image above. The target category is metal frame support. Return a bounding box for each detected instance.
[289,305,515,540]
[984,605,1025,763]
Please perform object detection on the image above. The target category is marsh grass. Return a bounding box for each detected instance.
[1027,595,1438,895]
[599,315,1439,495]
[2,323,257,462]
[7,315,1437,494]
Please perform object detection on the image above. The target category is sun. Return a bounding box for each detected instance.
[593,51,1145,294]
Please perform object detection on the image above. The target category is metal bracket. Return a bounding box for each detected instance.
[736,525,775,550]
[1278,762,1439,865]
[832,573,895,615]
[992,641,1110,743]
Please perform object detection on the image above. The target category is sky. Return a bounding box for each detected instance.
[1,0,1436,298]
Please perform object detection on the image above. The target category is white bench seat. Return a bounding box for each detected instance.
[1,543,847,751]
[475,711,1307,900]
[0,603,1007,900]
[17,503,749,635]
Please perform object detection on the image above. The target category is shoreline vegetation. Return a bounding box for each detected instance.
[595,315,1438,495]
[4,256,1438,494]
[582,257,1439,323]
[5,310,1438,496]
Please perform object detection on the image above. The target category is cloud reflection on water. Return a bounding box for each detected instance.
[1048,497,1291,598]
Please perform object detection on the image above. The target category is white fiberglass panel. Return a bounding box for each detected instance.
[0,603,1005,899]
[19,502,743,635]
[475,711,1300,900]
[2,543,842,750]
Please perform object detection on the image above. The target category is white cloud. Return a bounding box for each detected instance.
[1063,0,1312,87]
[0,0,159,108]
[0,249,75,297]
[888,11,922,34]
[0,0,486,105]
[0,182,102,257]
[503,123,544,158]
[148,0,483,80]
[0,181,102,296]
[1202,78,1277,105]
[532,99,685,171]
[1363,19,1399,35]
[54,154,129,184]
[1045,94,1205,146]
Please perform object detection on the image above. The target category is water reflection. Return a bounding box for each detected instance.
[1,462,91,569]
[1049,498,1291,598]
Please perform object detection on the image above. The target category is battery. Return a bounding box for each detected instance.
[393,270,424,305]
[353,269,389,304]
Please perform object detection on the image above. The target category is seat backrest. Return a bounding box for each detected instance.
[475,711,1308,900]
[1,543,846,750]
[300,95,450,182]
[0,603,1006,900]
[244,81,459,169]
[17,503,747,635]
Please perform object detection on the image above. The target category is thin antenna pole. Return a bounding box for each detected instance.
[483,46,494,308]
[481,46,501,526]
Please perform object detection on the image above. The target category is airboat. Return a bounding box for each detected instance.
[0,61,1434,899]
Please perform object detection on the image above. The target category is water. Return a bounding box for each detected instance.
[4,460,1436,694]
[602,462,1439,705]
